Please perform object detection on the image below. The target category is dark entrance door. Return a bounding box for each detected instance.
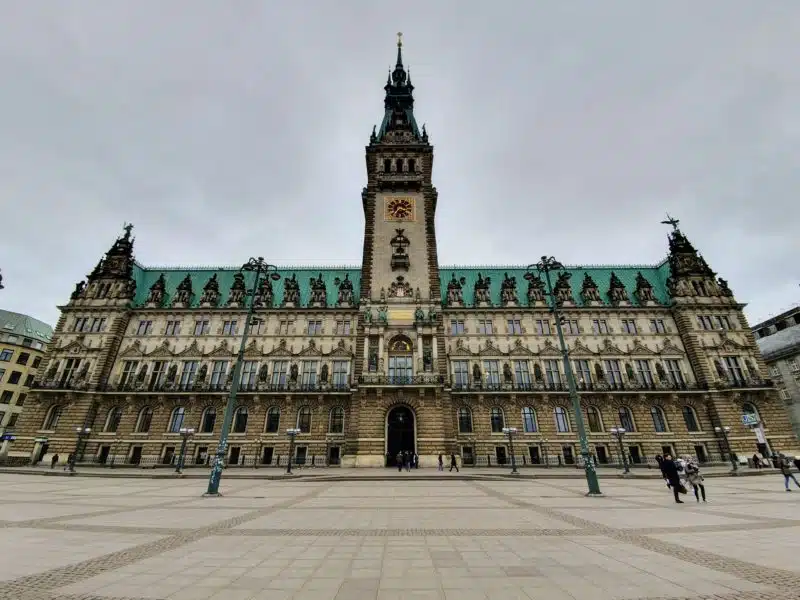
[386,406,415,467]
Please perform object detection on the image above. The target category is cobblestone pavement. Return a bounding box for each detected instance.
[1,472,799,600]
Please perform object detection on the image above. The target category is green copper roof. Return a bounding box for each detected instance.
[438,263,671,307]
[131,265,361,309]
[0,309,53,343]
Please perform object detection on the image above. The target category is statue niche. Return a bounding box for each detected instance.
[474,273,492,305]
[253,275,275,308]
[146,274,167,307]
[389,275,413,299]
[309,273,327,307]
[282,273,300,306]
[525,273,546,304]
[634,272,656,303]
[607,272,629,304]
[199,274,220,307]
[172,274,194,307]
[554,272,573,304]
[446,273,466,306]
[500,273,518,306]
[580,273,601,303]
[334,273,355,306]
[227,272,247,306]
[390,228,410,271]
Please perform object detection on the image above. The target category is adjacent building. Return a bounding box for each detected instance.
[8,40,797,469]
[753,306,800,440]
[0,309,53,439]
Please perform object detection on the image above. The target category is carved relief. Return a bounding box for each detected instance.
[227,272,247,306]
[199,274,220,307]
[283,273,300,306]
[446,273,465,306]
[580,274,601,303]
[254,275,275,308]
[500,273,518,305]
[334,274,355,306]
[525,273,546,304]
[308,273,327,307]
[553,272,573,304]
[389,275,413,298]
[146,274,167,307]
[473,273,492,305]
[390,228,410,271]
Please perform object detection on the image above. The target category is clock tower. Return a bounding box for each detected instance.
[360,34,441,306]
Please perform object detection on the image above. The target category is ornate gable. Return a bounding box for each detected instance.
[327,340,353,358]
[450,339,474,357]
[713,337,749,352]
[177,340,202,357]
[59,338,93,354]
[298,340,324,357]
[477,339,503,357]
[243,340,262,358]
[118,340,145,358]
[570,339,596,356]
[597,338,625,355]
[265,339,292,357]
[508,339,536,356]
[539,339,560,356]
[659,338,686,356]
[207,341,234,358]
[147,340,174,358]
[628,339,654,356]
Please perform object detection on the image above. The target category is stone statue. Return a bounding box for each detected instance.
[197,364,208,384]
[289,363,299,382]
[474,273,492,304]
[624,362,636,381]
[166,364,178,384]
[472,363,481,382]
[580,273,601,302]
[258,363,269,383]
[283,273,300,305]
[389,275,413,298]
[717,278,733,297]
[526,273,545,303]
[45,361,59,381]
[172,274,193,306]
[655,362,667,383]
[634,272,656,302]
[554,272,573,303]
[200,274,220,306]
[334,273,355,306]
[75,362,89,383]
[500,273,518,305]
[446,273,465,305]
[309,273,327,306]
[594,363,605,382]
[427,309,437,325]
[377,305,388,325]
[502,363,513,384]
[70,280,86,300]
[254,275,275,308]
[380,288,387,303]
[414,306,425,322]
[607,272,628,303]
[146,274,167,306]
[136,363,148,384]
[228,272,247,305]
[362,302,374,325]
[321,363,329,383]
[714,359,726,379]
[533,363,544,382]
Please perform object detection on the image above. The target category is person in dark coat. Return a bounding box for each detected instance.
[396,451,403,472]
[655,455,670,488]
[661,454,684,503]
[449,453,459,473]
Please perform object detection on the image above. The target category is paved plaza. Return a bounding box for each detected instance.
[1,472,799,600]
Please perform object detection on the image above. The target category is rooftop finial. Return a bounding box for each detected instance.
[122,222,134,239]
[660,214,680,231]
[397,31,403,48]
[395,32,404,69]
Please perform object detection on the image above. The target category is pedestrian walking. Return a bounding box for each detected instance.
[779,455,800,492]
[396,451,403,472]
[793,456,800,473]
[404,451,411,472]
[656,455,671,488]
[413,452,419,469]
[50,454,59,469]
[438,454,444,471]
[661,454,685,503]
[752,453,762,469]
[449,453,459,473]
[683,456,706,502]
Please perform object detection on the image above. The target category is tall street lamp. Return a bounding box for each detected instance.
[542,438,550,468]
[175,427,195,474]
[610,427,629,474]
[502,427,519,474]
[526,257,602,496]
[206,258,280,496]
[286,428,301,474]
[68,427,91,473]
[714,425,738,471]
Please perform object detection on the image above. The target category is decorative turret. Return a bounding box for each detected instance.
[373,33,424,144]
[662,215,731,300]
[82,223,137,301]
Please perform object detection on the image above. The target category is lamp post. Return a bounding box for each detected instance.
[175,427,195,473]
[68,427,91,473]
[502,427,519,474]
[610,427,629,474]
[254,438,263,469]
[286,428,300,474]
[206,258,280,496]
[542,438,550,468]
[526,257,602,496]
[714,425,738,471]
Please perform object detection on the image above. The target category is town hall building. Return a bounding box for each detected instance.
[9,39,795,469]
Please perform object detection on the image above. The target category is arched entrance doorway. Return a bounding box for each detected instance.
[386,405,416,467]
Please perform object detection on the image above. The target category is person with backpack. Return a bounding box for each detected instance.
[779,455,800,492]
[683,456,706,502]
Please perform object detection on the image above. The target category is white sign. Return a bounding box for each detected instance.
[741,413,759,427]
[755,427,766,444]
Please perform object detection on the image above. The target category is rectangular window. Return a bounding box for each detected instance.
[621,319,638,335]
[697,316,713,330]
[301,360,318,386]
[368,337,379,372]
[278,320,292,335]
[603,359,623,385]
[16,393,26,406]
[453,360,469,388]
[222,320,238,335]
[180,360,199,387]
[513,360,531,388]
[271,360,289,387]
[194,320,210,336]
[543,360,561,387]
[73,317,89,332]
[240,361,258,387]
[450,320,465,335]
[90,318,106,333]
[664,359,685,386]
[0,368,5,382]
[61,358,80,386]
[535,320,551,335]
[335,320,351,335]
[25,373,34,387]
[388,356,413,384]
[8,371,21,385]
[723,356,745,384]
[136,320,153,336]
[477,319,493,335]
[210,361,228,387]
[715,315,732,330]
[250,318,265,335]
[149,361,166,390]
[21,338,33,347]
[165,320,181,336]
[120,360,139,386]
[573,359,592,386]
[483,360,500,388]
[507,319,522,335]
[592,319,609,334]
[788,359,799,373]
[562,319,580,335]
[332,360,349,388]
[0,392,11,404]
[307,320,322,336]
[16,352,30,366]
[0,349,12,361]
[650,319,667,333]
[635,359,654,386]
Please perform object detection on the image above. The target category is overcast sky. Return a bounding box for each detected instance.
[0,2,798,328]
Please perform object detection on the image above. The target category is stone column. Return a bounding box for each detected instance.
[378,330,385,373]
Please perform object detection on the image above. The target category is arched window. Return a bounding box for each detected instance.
[682,406,700,432]
[264,406,280,433]
[103,407,122,433]
[742,402,760,424]
[650,406,668,433]
[329,407,344,434]
[199,407,216,433]
[618,406,635,432]
[490,407,505,433]
[135,407,153,433]
[458,407,473,433]
[554,406,570,432]
[232,407,248,433]
[388,335,413,384]
[168,407,185,433]
[586,406,603,433]
[297,406,312,433]
[522,407,537,433]
[42,405,63,430]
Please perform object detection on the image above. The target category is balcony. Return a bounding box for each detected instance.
[33,378,91,392]
[450,379,708,393]
[101,379,353,394]
[715,377,774,390]
[357,374,445,386]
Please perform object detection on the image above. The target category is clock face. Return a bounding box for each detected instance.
[385,197,415,221]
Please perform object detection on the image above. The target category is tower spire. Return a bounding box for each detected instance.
[373,33,423,143]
